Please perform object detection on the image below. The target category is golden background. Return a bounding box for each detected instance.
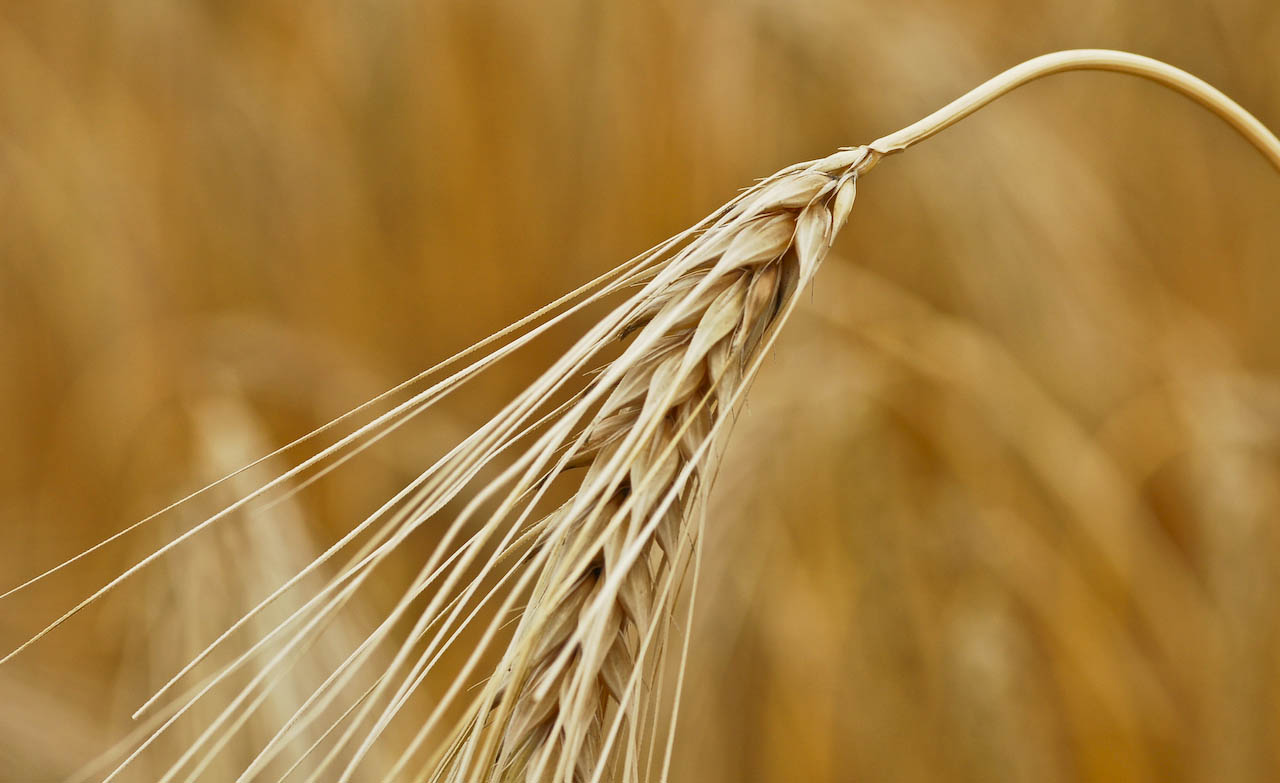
[2,1,1280,780]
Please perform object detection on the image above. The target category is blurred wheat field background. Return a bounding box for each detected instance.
[3,1,1280,781]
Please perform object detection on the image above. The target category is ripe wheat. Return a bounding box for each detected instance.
[3,50,1278,783]
[430,149,865,783]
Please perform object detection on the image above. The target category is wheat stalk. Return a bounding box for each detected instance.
[3,49,1278,783]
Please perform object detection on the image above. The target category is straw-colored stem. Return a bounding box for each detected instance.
[869,48,1280,172]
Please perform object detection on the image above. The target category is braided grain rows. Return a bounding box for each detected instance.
[441,147,869,783]
[0,148,870,783]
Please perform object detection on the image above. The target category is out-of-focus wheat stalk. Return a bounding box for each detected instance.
[3,48,1279,783]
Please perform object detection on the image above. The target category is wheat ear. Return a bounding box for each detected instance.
[4,49,1279,783]
[428,149,866,783]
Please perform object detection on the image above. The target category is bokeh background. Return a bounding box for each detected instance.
[3,1,1280,781]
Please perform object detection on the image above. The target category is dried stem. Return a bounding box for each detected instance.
[869,48,1280,171]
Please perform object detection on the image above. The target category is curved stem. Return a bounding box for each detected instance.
[868,48,1280,173]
